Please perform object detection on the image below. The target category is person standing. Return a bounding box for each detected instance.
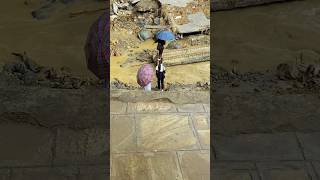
[155,39,165,58]
[156,58,166,91]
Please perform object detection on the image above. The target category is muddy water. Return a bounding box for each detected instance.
[110,39,210,87]
[213,0,320,72]
[0,0,104,78]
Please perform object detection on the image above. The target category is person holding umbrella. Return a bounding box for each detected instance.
[156,57,166,91]
[155,39,165,58]
[155,30,175,59]
[137,64,154,91]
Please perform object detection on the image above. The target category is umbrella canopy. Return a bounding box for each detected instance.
[85,12,109,80]
[156,31,175,41]
[137,64,154,87]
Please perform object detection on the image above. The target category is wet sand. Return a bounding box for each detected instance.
[110,39,210,87]
[0,0,105,78]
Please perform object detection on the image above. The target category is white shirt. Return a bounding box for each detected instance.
[155,64,165,72]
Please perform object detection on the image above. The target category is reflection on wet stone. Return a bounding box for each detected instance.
[111,115,136,152]
[136,114,199,151]
[111,152,183,180]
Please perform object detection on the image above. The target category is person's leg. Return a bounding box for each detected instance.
[157,78,161,90]
[159,49,163,58]
[161,78,164,90]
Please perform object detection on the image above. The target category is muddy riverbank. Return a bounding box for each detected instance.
[0,0,105,78]
[213,0,320,72]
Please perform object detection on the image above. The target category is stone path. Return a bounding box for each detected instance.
[110,91,210,180]
[212,91,320,180]
[0,86,109,180]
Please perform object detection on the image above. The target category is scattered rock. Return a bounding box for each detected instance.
[167,41,183,49]
[138,30,153,41]
[135,0,159,12]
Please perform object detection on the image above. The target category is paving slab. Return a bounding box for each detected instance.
[203,104,210,113]
[110,90,209,104]
[192,113,210,130]
[111,115,136,153]
[0,124,52,167]
[78,166,109,180]
[191,113,210,149]
[0,169,10,180]
[136,114,199,151]
[214,133,304,161]
[177,104,205,113]
[110,101,127,114]
[212,93,320,134]
[111,152,183,180]
[297,132,320,160]
[311,161,320,179]
[127,102,177,113]
[211,171,255,180]
[178,150,210,180]
[213,162,256,170]
[0,87,107,128]
[54,127,108,165]
[198,130,210,150]
[11,167,78,180]
[257,161,316,180]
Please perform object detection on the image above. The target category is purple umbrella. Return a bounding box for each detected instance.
[137,64,154,87]
[85,11,109,80]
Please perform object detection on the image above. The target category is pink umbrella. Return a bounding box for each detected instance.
[137,64,154,87]
[85,12,109,80]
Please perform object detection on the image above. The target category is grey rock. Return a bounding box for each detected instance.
[138,30,153,41]
[167,41,182,49]
[135,0,159,12]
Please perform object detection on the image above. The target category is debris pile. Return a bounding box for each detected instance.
[110,0,210,56]
[276,63,320,87]
[1,52,104,89]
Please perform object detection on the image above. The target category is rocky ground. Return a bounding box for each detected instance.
[110,0,210,87]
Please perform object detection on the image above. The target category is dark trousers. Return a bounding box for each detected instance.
[158,48,163,58]
[157,73,164,90]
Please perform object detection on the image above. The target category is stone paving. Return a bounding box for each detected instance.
[0,86,109,180]
[212,91,320,180]
[110,91,210,180]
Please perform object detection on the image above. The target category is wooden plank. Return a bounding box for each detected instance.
[144,25,170,29]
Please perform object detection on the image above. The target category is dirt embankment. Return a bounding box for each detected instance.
[0,52,105,89]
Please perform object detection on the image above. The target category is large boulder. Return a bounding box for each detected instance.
[85,12,109,80]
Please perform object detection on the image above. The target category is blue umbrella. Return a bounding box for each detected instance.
[156,31,175,41]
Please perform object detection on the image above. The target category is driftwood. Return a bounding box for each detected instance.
[211,0,299,11]
[69,8,107,18]
[144,25,169,29]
